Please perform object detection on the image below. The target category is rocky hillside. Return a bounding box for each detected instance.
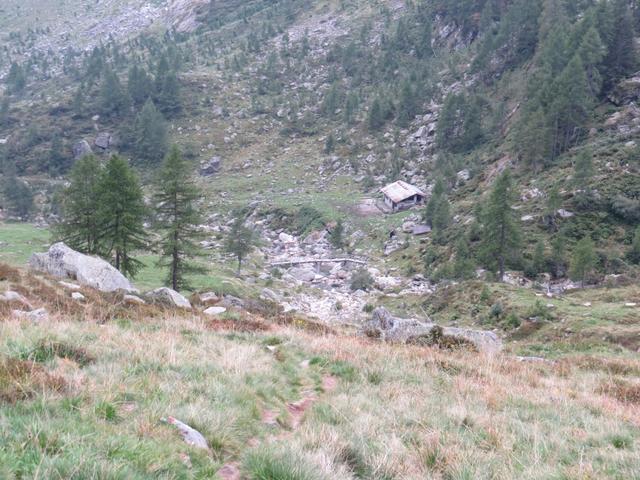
[1,1,640,349]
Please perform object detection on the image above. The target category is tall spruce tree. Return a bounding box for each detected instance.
[96,155,147,278]
[127,65,152,106]
[54,155,102,254]
[569,236,597,287]
[154,145,205,291]
[480,170,522,282]
[224,215,258,275]
[99,67,129,117]
[134,99,169,165]
[548,55,593,157]
[0,96,10,126]
[627,226,640,264]
[599,0,636,93]
[550,232,567,279]
[157,71,182,117]
[2,173,33,220]
[453,236,475,280]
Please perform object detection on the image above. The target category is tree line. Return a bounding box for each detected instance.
[422,157,640,287]
[54,147,257,292]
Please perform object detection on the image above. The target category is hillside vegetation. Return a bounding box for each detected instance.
[1,1,640,477]
[1,267,639,479]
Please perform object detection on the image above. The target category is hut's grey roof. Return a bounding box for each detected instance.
[380,181,426,203]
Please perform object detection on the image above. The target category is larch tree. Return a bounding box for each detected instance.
[134,99,169,165]
[153,145,205,291]
[480,170,522,282]
[96,155,147,278]
[224,215,258,275]
[569,236,597,287]
[54,155,102,254]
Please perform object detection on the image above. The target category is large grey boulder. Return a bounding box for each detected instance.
[199,156,221,176]
[94,132,113,150]
[72,140,92,159]
[289,266,316,283]
[363,308,502,354]
[30,243,135,293]
[146,287,191,309]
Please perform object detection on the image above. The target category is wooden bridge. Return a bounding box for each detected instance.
[269,257,367,268]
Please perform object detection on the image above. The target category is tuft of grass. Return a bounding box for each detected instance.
[243,449,324,480]
[608,434,633,450]
[95,401,120,422]
[18,339,95,367]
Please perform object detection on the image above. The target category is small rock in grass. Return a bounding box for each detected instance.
[12,308,49,322]
[198,292,219,305]
[123,294,146,305]
[71,292,85,302]
[1,291,33,309]
[146,287,191,309]
[163,417,209,450]
[59,281,82,290]
[203,306,227,316]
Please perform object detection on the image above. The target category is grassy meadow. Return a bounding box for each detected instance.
[1,309,639,479]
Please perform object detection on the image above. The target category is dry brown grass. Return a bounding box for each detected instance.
[0,355,66,403]
[0,262,21,283]
[599,378,640,405]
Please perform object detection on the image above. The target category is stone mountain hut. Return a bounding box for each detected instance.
[381,181,426,212]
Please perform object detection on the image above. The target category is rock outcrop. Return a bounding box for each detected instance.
[30,243,135,293]
[199,156,221,176]
[72,140,92,159]
[363,308,502,353]
[146,287,192,309]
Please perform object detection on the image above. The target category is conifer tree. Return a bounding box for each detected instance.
[531,239,547,276]
[96,155,147,278]
[6,62,26,93]
[329,219,344,250]
[548,55,593,157]
[224,215,258,275]
[54,155,102,254]
[573,149,595,187]
[425,177,445,226]
[576,26,606,96]
[324,133,335,154]
[154,145,205,291]
[550,233,567,279]
[134,99,169,165]
[396,80,417,128]
[2,167,33,221]
[453,236,475,280]
[157,71,182,117]
[432,196,451,244]
[569,236,597,287]
[544,185,562,231]
[627,226,640,264]
[127,65,152,106]
[99,67,129,117]
[368,98,385,131]
[0,96,10,126]
[48,135,70,175]
[480,170,522,282]
[599,0,636,92]
[344,92,358,124]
